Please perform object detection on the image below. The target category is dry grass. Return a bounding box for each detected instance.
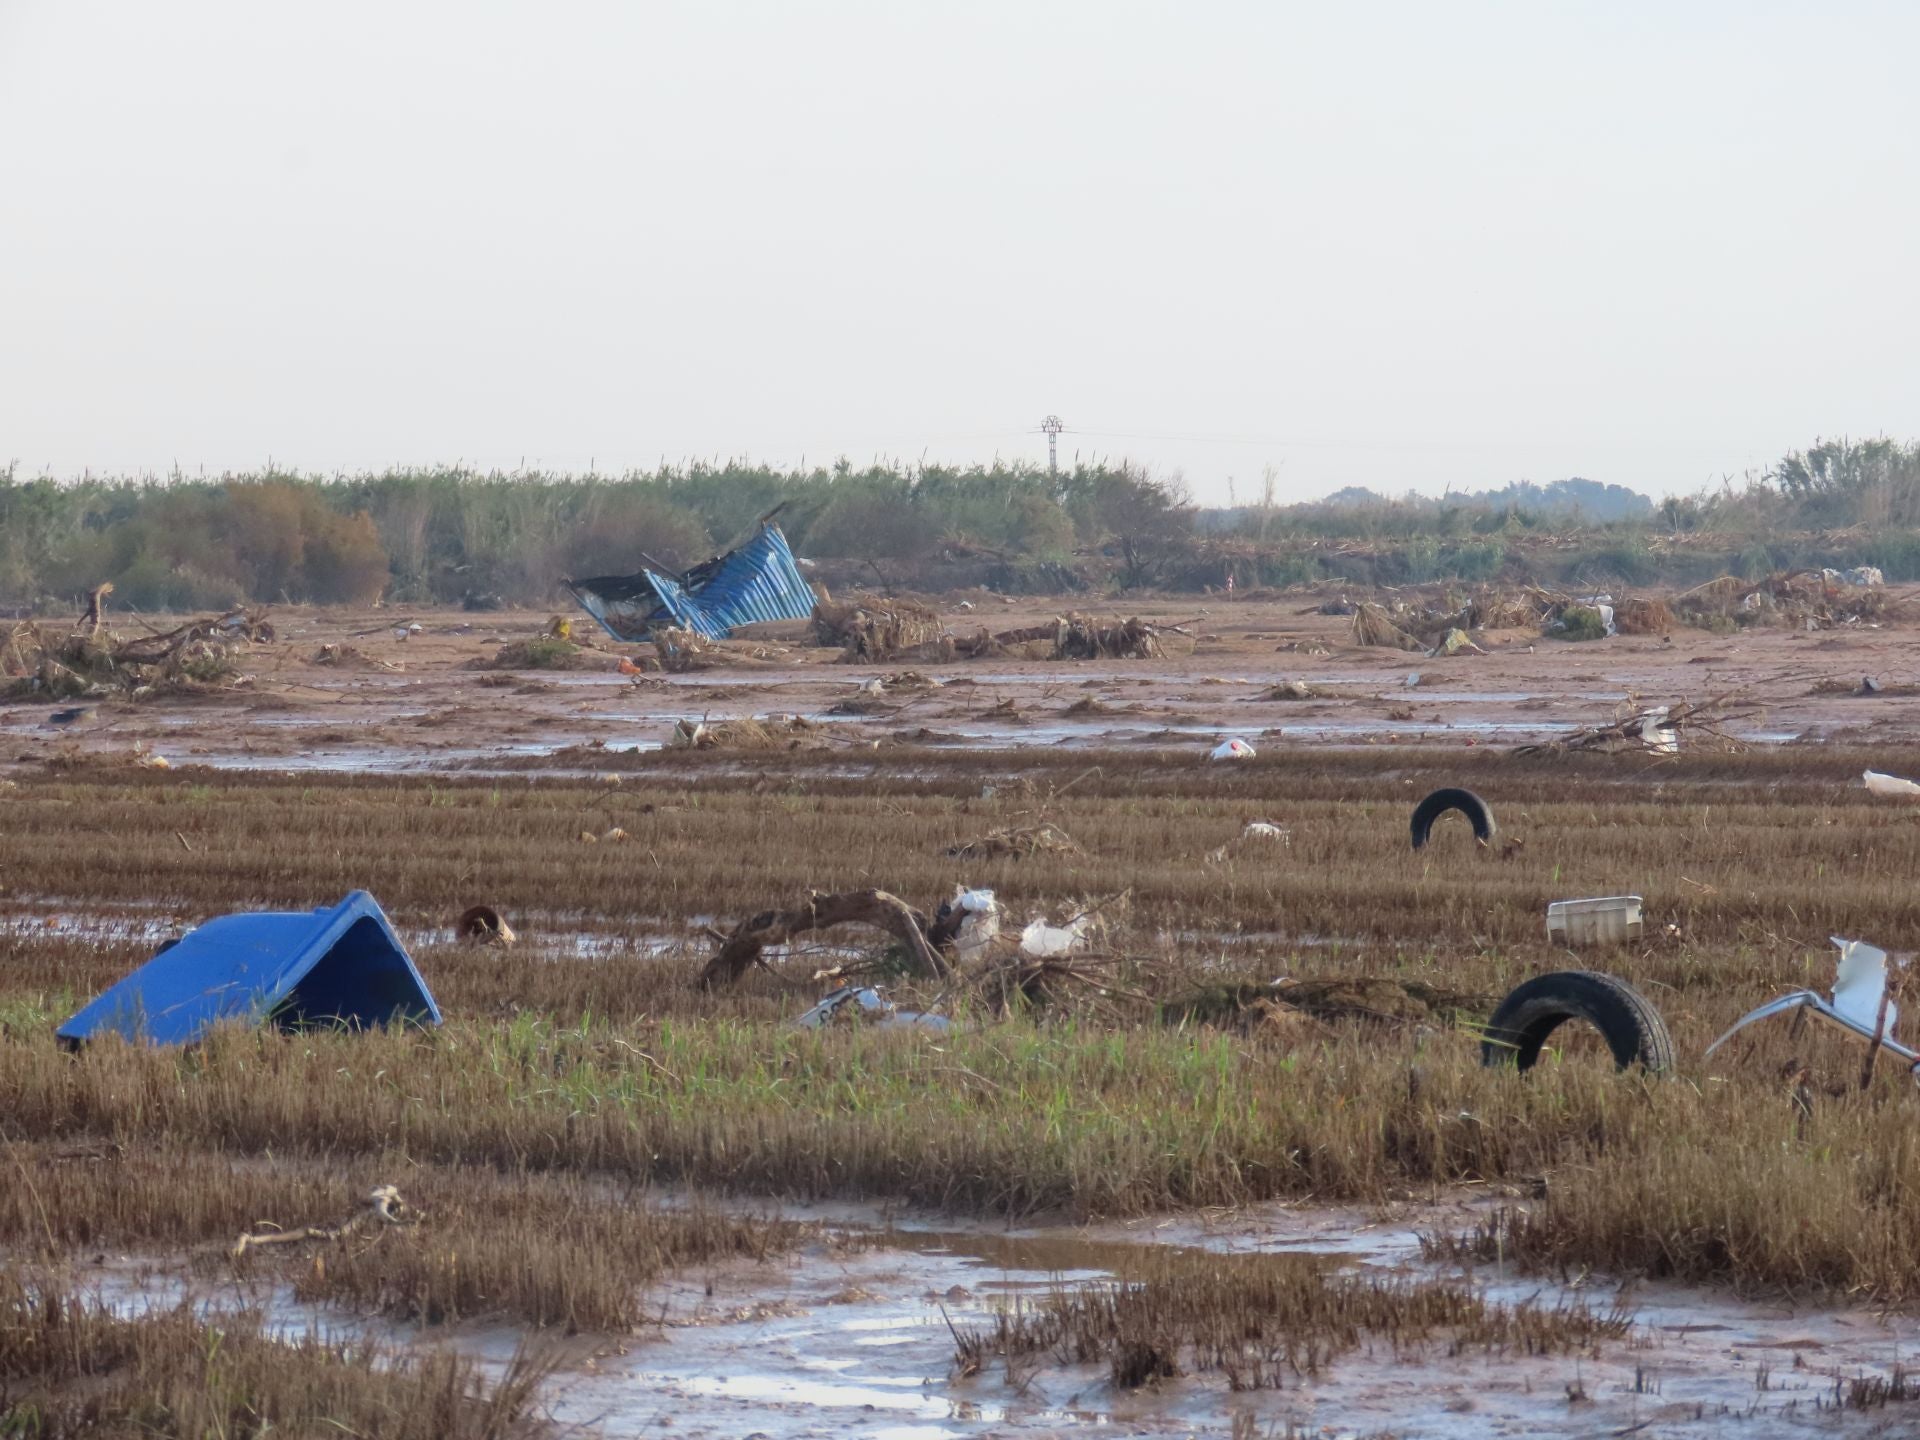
[0,1142,805,1330]
[10,745,1920,1328]
[9,743,1920,951]
[0,1270,552,1438]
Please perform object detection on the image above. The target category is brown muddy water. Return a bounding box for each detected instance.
[81,1196,1920,1438]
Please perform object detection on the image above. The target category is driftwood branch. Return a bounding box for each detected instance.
[232,1184,418,1260]
[701,888,952,988]
[1511,691,1763,757]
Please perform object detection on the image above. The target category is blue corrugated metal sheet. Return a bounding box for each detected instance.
[59,891,441,1047]
[570,524,817,642]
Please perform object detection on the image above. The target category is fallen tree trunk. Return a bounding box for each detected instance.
[701,888,951,987]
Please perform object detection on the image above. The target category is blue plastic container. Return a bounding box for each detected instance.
[58,890,441,1046]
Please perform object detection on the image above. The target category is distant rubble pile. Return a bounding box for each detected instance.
[1673,569,1898,632]
[1,586,274,701]
[812,597,946,661]
[811,598,1186,664]
[1344,571,1898,654]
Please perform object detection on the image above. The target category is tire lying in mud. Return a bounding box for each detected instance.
[1408,787,1495,850]
[1480,970,1673,1073]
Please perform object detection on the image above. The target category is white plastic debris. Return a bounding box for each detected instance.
[1825,566,1885,588]
[1831,937,1898,1035]
[1210,738,1256,761]
[1546,896,1644,947]
[1019,916,1092,959]
[1864,769,1920,798]
[950,887,1002,962]
[1639,708,1679,755]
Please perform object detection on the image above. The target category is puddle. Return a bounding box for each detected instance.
[78,1196,1920,1438]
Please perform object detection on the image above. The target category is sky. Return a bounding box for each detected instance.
[2,1,1915,505]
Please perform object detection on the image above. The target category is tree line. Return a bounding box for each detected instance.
[2,438,1915,609]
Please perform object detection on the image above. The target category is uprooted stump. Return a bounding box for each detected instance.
[702,888,952,987]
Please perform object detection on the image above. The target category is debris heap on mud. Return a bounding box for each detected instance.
[1674,570,1902,631]
[2,606,274,701]
[813,598,947,661]
[816,599,1183,664]
[1513,691,1762,757]
[958,613,1188,662]
[669,716,825,751]
[1348,602,1424,651]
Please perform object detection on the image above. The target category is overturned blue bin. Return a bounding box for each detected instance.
[58,890,441,1047]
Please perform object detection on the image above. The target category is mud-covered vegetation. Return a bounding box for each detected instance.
[5,435,1919,611]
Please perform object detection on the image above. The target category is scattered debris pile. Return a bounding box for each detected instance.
[1613,597,1675,635]
[2,607,274,701]
[1342,587,1689,650]
[1348,602,1423,651]
[668,716,825,751]
[813,598,947,660]
[816,601,1187,665]
[652,625,713,672]
[1348,590,1554,652]
[1513,692,1761,757]
[1674,570,1901,632]
[1050,614,1171,660]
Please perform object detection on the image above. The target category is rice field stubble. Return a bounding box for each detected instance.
[7,746,1920,1425]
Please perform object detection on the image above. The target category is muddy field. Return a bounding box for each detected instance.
[3,592,1918,775]
[5,593,1920,1436]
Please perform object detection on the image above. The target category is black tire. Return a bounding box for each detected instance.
[1409,787,1495,849]
[1480,970,1673,1073]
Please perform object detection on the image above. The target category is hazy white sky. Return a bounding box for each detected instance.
[3,2,1914,504]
